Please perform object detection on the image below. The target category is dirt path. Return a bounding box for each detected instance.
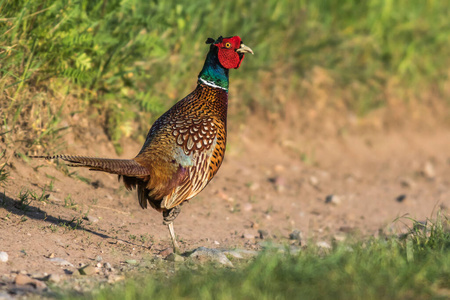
[1,125,449,294]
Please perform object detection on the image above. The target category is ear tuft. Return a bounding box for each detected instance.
[205,38,215,44]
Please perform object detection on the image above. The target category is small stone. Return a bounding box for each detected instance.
[251,222,260,229]
[48,194,61,202]
[0,291,14,300]
[289,230,303,241]
[258,229,269,239]
[223,249,258,259]
[85,215,99,223]
[188,247,233,267]
[95,255,103,262]
[47,274,61,283]
[166,253,185,262]
[14,274,47,290]
[422,161,435,179]
[103,262,113,271]
[47,253,56,259]
[217,190,234,202]
[309,176,319,187]
[243,203,253,212]
[325,194,341,205]
[396,194,407,202]
[107,275,125,283]
[274,164,285,173]
[125,259,138,265]
[242,233,255,239]
[0,252,8,263]
[316,241,332,249]
[96,263,102,268]
[333,233,346,242]
[214,241,220,245]
[48,257,74,267]
[249,182,260,191]
[78,265,97,276]
[14,274,33,286]
[399,177,415,188]
[159,247,173,257]
[274,176,286,192]
[91,180,104,189]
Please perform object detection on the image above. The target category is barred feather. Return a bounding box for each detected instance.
[32,155,150,176]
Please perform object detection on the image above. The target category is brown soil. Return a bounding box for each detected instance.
[1,115,449,294]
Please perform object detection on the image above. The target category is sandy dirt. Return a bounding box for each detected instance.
[1,118,449,296]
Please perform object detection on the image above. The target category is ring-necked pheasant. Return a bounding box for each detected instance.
[34,36,253,253]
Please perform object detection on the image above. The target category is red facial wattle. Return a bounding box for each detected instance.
[216,36,244,69]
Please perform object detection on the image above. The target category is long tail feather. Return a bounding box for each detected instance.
[32,155,151,176]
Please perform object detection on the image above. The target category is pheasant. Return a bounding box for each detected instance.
[34,36,253,253]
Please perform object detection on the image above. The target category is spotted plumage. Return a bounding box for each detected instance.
[33,36,253,253]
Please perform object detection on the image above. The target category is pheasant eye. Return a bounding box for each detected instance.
[224,42,231,48]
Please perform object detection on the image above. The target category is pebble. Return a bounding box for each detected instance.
[14,274,33,286]
[85,215,99,223]
[103,262,113,271]
[242,233,255,240]
[125,259,138,265]
[422,161,435,179]
[258,229,269,239]
[316,241,332,249]
[159,247,173,257]
[47,274,62,283]
[222,249,258,259]
[95,255,103,262]
[166,253,185,262]
[107,274,125,283]
[309,176,319,187]
[48,257,74,267]
[274,176,286,192]
[48,194,62,202]
[274,164,285,173]
[188,247,233,267]
[396,194,407,202]
[325,194,341,205]
[0,291,14,300]
[333,233,347,242]
[14,274,47,290]
[248,182,260,191]
[0,252,8,263]
[289,230,303,241]
[78,265,97,276]
[243,203,253,212]
[399,177,415,188]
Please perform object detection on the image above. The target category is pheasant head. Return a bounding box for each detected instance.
[199,35,253,90]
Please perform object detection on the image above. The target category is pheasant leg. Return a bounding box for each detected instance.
[167,222,180,254]
[163,205,182,254]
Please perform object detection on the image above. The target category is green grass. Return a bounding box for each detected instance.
[1,0,450,152]
[65,216,450,300]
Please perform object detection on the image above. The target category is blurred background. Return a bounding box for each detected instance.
[1,0,449,153]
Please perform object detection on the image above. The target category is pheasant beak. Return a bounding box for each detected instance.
[236,43,254,55]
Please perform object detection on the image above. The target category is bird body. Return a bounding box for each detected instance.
[125,83,228,212]
[34,36,253,252]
